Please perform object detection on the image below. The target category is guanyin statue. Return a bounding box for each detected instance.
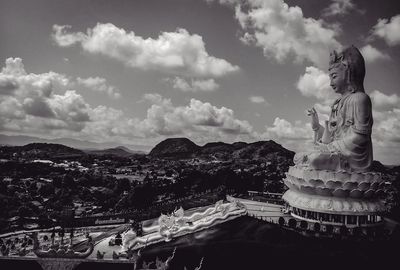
[283,45,386,232]
[295,45,373,172]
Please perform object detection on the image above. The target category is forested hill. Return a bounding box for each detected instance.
[149,137,295,161]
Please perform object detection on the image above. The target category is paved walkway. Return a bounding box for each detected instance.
[233,197,291,224]
[72,223,130,252]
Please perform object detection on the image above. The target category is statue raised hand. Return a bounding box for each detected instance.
[307,107,324,144]
[307,107,319,130]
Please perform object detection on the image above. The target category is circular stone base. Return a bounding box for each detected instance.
[282,189,385,215]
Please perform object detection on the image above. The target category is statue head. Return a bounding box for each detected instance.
[329,45,365,94]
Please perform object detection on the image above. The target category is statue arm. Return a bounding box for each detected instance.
[307,108,325,143]
[314,124,324,143]
[351,93,373,135]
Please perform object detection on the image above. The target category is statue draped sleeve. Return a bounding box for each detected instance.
[329,92,373,171]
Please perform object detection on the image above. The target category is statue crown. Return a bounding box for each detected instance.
[329,45,366,92]
[329,50,344,67]
[329,45,364,70]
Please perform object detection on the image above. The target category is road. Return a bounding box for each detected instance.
[72,223,130,252]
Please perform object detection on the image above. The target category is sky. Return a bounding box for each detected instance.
[0,0,400,164]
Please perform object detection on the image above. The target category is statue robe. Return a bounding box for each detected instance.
[295,91,373,172]
[328,91,373,170]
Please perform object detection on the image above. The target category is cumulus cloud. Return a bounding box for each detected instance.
[51,24,86,47]
[297,66,337,102]
[222,0,341,67]
[0,97,25,120]
[143,93,167,105]
[2,58,27,76]
[0,58,71,100]
[52,25,86,47]
[371,90,400,156]
[77,76,121,99]
[1,58,70,96]
[205,0,239,5]
[0,58,91,134]
[0,76,19,95]
[168,77,219,92]
[82,105,132,138]
[370,90,400,111]
[321,0,358,17]
[249,95,268,105]
[370,14,400,46]
[139,94,254,137]
[312,102,331,122]
[373,109,400,147]
[0,58,254,144]
[263,117,313,141]
[360,45,390,63]
[52,23,239,78]
[48,90,91,122]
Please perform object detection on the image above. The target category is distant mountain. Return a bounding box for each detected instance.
[149,137,295,160]
[149,138,201,157]
[85,146,143,157]
[0,134,49,146]
[115,146,140,154]
[231,140,294,160]
[370,160,389,173]
[0,134,151,153]
[201,142,234,155]
[389,165,400,175]
[0,143,85,159]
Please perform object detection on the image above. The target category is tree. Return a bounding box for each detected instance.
[131,182,159,208]
[58,228,65,244]
[300,220,308,230]
[0,182,7,194]
[18,205,31,218]
[165,169,174,177]
[278,217,285,226]
[51,228,56,245]
[288,218,297,229]
[314,223,321,233]
[70,229,74,245]
[76,176,89,186]
[115,178,131,193]
[340,225,348,236]
[326,224,333,234]
[38,183,54,197]
[53,177,62,188]
[387,174,400,222]
[353,227,362,237]
[62,174,75,189]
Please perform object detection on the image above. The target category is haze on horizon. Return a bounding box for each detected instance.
[0,0,400,165]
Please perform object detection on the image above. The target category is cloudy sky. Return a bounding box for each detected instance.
[0,0,400,164]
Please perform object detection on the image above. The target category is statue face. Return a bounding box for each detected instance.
[329,65,347,95]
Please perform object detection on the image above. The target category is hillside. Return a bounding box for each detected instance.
[201,142,235,155]
[85,146,139,157]
[0,134,151,153]
[149,137,295,161]
[232,140,294,160]
[149,138,201,158]
[0,143,85,159]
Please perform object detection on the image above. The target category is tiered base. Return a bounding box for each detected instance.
[283,189,385,215]
[282,165,387,230]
